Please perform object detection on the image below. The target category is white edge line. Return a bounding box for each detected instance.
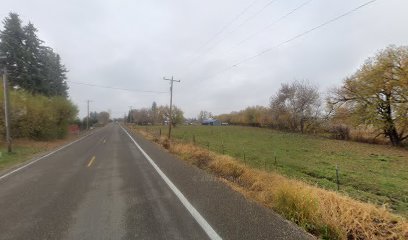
[0,132,95,181]
[120,125,222,240]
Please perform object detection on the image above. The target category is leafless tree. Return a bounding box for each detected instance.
[97,111,110,125]
[270,80,321,133]
[197,110,213,122]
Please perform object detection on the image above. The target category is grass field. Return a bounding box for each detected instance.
[139,125,408,217]
[0,136,78,171]
[0,144,44,171]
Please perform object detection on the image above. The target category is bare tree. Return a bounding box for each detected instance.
[97,111,110,125]
[155,105,184,126]
[131,108,151,125]
[270,81,321,133]
[197,110,212,122]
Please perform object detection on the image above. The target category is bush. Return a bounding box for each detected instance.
[0,87,78,140]
[328,124,350,140]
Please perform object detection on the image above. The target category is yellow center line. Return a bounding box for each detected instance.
[87,156,96,167]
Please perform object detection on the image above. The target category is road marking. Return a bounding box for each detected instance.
[0,132,96,181]
[103,139,106,144]
[121,126,222,240]
[87,156,96,167]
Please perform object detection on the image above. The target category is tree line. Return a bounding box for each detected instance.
[0,13,78,140]
[77,111,111,129]
[0,12,68,96]
[127,102,184,126]
[217,45,408,147]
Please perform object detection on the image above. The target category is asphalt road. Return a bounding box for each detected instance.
[0,123,312,240]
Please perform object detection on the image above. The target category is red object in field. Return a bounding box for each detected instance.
[68,124,80,134]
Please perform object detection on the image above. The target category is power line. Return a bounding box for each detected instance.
[181,0,259,77]
[233,0,378,67]
[204,0,378,80]
[181,0,279,78]
[227,0,280,35]
[189,0,259,59]
[226,0,313,54]
[192,0,279,60]
[67,80,168,94]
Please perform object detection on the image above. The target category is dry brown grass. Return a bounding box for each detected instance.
[132,127,408,239]
[0,133,83,171]
[4,134,80,149]
[349,128,389,145]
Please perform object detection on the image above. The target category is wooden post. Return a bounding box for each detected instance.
[336,164,340,191]
[243,147,246,165]
[3,67,12,153]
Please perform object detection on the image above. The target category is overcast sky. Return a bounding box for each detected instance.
[1,0,408,118]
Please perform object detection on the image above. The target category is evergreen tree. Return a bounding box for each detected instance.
[0,12,68,97]
[0,12,26,88]
[39,47,68,96]
[22,22,42,94]
[127,110,133,123]
[54,53,68,96]
[151,101,157,124]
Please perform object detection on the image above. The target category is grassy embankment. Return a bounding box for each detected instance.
[129,124,408,239]
[0,136,79,171]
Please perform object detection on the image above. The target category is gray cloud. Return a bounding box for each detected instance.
[1,0,408,118]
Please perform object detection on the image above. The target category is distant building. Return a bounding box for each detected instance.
[201,118,221,126]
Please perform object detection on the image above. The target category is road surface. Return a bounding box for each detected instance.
[0,124,312,240]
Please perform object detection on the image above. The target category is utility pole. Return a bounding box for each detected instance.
[2,67,12,152]
[128,106,133,124]
[86,100,92,130]
[163,76,180,139]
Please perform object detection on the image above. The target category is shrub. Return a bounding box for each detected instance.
[328,124,350,140]
[0,87,78,140]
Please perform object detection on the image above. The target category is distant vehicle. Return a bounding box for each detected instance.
[201,118,221,126]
